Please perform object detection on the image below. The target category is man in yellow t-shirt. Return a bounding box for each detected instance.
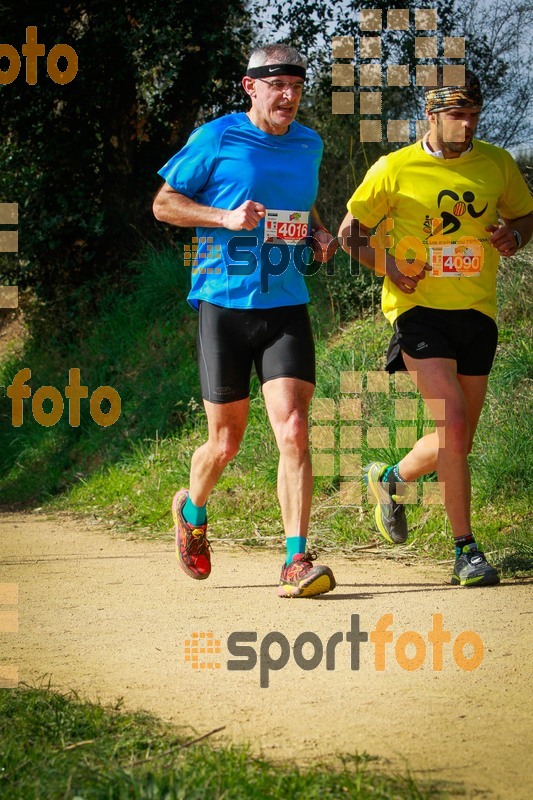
[338,72,533,587]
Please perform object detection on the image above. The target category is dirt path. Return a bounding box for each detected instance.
[1,513,532,798]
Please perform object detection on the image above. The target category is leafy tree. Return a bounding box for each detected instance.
[258,0,528,233]
[454,0,532,149]
[0,1,252,305]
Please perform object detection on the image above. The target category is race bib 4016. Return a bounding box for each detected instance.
[264,209,310,245]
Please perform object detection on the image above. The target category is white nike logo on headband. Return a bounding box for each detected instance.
[268,67,281,72]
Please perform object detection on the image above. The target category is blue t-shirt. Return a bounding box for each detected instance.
[158,112,323,309]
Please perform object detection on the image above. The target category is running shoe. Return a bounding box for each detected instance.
[364,462,408,544]
[172,488,211,580]
[278,552,336,598]
[451,543,500,587]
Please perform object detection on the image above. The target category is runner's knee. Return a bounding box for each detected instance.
[445,414,471,456]
[209,431,242,466]
[275,410,309,455]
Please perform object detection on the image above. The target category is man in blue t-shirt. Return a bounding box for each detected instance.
[153,42,337,598]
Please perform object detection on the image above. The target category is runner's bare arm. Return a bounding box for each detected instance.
[486,211,533,256]
[338,212,428,295]
[310,204,338,263]
[153,182,266,231]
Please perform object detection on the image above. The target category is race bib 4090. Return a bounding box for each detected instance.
[429,237,484,277]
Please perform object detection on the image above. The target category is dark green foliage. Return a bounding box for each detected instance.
[0,1,252,305]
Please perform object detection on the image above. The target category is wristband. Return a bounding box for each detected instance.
[512,229,522,249]
[311,225,327,234]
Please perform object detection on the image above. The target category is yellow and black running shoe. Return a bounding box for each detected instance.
[452,543,500,587]
[364,462,408,544]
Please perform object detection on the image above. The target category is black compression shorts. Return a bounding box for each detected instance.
[197,301,316,403]
[385,306,498,376]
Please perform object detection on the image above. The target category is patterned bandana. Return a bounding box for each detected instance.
[425,82,483,114]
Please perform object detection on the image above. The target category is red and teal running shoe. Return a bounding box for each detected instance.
[172,489,211,580]
[278,552,335,598]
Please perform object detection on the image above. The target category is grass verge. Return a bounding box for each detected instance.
[0,246,531,575]
[0,685,448,799]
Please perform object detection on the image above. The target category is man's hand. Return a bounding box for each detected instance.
[223,201,266,231]
[386,256,430,294]
[485,224,519,257]
[310,228,339,263]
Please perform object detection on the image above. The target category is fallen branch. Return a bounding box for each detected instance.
[63,739,95,750]
[125,725,226,768]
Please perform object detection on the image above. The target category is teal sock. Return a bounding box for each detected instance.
[285,536,307,565]
[455,533,475,558]
[383,463,404,487]
[183,496,207,526]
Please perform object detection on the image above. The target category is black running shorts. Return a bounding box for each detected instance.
[197,302,316,403]
[385,306,498,376]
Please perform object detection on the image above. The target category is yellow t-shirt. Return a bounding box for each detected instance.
[346,139,533,324]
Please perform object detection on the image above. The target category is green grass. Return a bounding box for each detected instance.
[0,685,447,799]
[0,245,531,575]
